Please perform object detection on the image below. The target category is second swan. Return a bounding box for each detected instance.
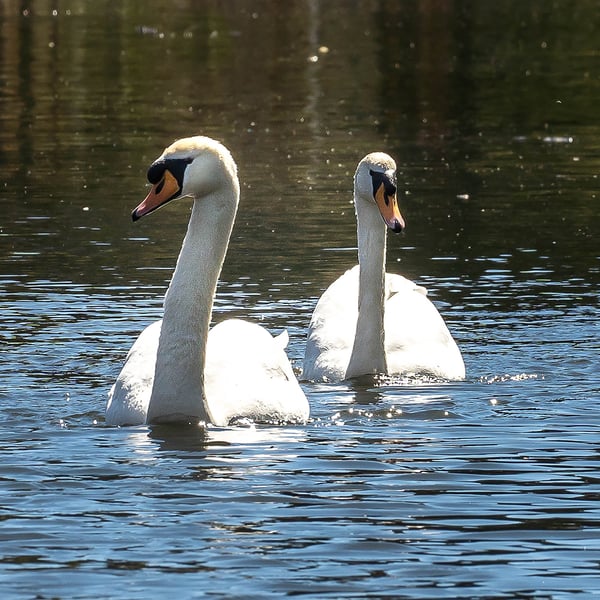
[302,152,465,383]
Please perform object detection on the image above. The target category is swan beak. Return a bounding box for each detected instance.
[374,183,405,233]
[132,170,181,221]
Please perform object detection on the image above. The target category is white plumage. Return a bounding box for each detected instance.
[303,152,465,383]
[106,136,309,426]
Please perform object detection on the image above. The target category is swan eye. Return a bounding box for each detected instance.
[147,162,166,184]
[384,181,397,197]
[147,157,194,186]
[369,169,397,204]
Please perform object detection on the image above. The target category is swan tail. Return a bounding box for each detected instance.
[274,329,289,350]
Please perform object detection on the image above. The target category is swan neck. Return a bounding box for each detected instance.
[346,199,387,378]
[146,190,237,424]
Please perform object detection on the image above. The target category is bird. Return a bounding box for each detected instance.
[105,136,309,427]
[302,152,465,383]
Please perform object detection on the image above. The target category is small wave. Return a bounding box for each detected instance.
[480,373,543,384]
[375,373,458,386]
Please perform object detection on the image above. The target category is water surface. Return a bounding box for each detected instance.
[1,1,599,598]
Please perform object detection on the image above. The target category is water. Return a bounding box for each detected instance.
[1,1,599,597]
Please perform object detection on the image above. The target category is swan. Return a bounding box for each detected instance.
[105,136,309,426]
[302,152,465,383]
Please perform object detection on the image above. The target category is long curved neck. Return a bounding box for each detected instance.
[345,198,387,379]
[146,191,237,424]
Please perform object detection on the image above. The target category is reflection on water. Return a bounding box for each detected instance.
[1,1,600,598]
[146,422,308,453]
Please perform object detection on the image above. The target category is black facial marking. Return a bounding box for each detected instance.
[147,157,193,186]
[370,168,397,204]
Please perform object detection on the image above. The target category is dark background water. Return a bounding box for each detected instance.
[1,1,599,598]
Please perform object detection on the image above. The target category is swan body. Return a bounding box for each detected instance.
[205,320,307,425]
[302,152,465,383]
[106,136,309,426]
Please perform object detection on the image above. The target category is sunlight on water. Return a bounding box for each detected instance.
[1,1,599,598]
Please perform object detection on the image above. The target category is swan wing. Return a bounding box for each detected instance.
[105,320,162,425]
[384,273,465,379]
[302,266,360,382]
[205,319,309,426]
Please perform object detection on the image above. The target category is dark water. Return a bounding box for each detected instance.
[1,1,599,598]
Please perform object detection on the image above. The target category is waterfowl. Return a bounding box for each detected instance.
[106,136,309,426]
[302,152,465,382]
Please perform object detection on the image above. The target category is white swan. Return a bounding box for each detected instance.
[302,152,465,382]
[106,136,309,426]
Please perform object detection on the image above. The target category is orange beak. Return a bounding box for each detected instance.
[374,182,405,233]
[132,169,181,221]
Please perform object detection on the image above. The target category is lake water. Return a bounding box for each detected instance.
[1,1,599,598]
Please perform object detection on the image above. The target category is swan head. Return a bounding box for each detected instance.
[354,152,405,233]
[132,136,239,221]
